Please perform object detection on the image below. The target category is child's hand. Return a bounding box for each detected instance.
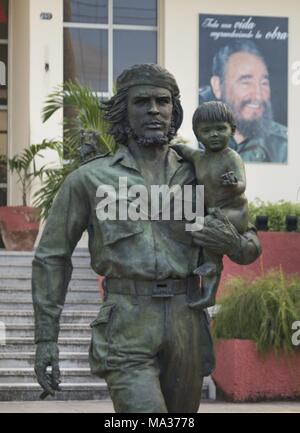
[221,171,238,186]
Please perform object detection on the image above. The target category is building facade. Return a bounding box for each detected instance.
[1,0,300,206]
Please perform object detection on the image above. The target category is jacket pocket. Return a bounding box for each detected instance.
[89,303,116,377]
[100,219,144,246]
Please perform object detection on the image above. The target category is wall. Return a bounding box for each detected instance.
[9,0,30,205]
[163,0,300,203]
[29,0,63,146]
[9,0,63,206]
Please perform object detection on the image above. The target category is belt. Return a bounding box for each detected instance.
[104,276,200,298]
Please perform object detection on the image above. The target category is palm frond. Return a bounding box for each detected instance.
[35,81,118,219]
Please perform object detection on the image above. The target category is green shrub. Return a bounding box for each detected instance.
[249,199,300,231]
[213,269,300,354]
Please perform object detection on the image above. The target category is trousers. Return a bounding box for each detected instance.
[89,278,214,413]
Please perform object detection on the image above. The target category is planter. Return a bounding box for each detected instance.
[212,339,300,402]
[0,206,40,251]
[218,232,300,298]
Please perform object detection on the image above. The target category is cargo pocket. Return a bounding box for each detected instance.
[88,303,116,377]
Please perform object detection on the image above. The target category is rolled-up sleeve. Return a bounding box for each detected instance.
[228,224,262,265]
[32,171,90,343]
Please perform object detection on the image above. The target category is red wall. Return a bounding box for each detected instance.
[212,339,300,401]
[218,232,300,298]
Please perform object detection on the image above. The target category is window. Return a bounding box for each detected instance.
[64,0,158,98]
[0,0,8,206]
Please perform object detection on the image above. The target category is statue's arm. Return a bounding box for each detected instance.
[192,211,261,266]
[32,171,90,343]
[227,223,261,265]
[221,152,246,194]
[33,171,90,396]
[170,143,203,163]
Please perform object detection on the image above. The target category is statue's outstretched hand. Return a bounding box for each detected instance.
[35,342,61,399]
[191,208,241,256]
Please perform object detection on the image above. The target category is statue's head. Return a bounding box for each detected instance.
[103,64,183,146]
[192,101,236,152]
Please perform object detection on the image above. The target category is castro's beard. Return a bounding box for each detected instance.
[125,124,176,147]
[222,94,273,140]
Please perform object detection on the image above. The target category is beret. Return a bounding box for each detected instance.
[116,63,180,97]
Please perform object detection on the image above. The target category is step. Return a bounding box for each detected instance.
[0,299,101,311]
[0,354,210,393]
[0,368,100,384]
[0,286,101,294]
[0,278,98,289]
[0,382,109,401]
[0,249,90,257]
[0,290,101,303]
[0,352,90,369]
[0,379,210,402]
[0,260,92,267]
[0,310,98,325]
[0,268,98,278]
[2,337,91,353]
[4,324,91,338]
[0,251,91,264]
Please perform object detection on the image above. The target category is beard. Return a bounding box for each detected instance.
[222,93,273,140]
[125,124,176,148]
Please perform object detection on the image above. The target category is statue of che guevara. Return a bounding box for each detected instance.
[32,64,261,412]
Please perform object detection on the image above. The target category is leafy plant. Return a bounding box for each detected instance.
[42,80,116,155]
[213,269,300,354]
[33,81,117,220]
[3,141,60,207]
[249,199,300,231]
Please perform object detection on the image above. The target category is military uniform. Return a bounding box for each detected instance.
[228,121,287,163]
[32,145,261,412]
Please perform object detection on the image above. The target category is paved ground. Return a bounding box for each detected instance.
[0,400,299,413]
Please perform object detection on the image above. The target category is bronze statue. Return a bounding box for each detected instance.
[172,101,249,309]
[32,64,261,412]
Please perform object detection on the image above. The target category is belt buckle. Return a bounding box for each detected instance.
[152,280,174,298]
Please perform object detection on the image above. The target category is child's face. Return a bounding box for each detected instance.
[196,121,232,152]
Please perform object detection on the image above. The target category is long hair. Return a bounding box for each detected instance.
[102,87,183,145]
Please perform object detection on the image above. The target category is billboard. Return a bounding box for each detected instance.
[199,14,288,163]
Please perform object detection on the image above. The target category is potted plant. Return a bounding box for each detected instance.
[0,141,59,250]
[212,269,300,401]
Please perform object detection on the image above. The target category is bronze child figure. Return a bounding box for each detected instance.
[173,101,249,309]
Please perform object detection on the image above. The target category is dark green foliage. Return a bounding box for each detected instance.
[213,269,300,354]
[33,81,117,220]
[249,199,300,231]
[5,141,60,207]
[42,80,116,155]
